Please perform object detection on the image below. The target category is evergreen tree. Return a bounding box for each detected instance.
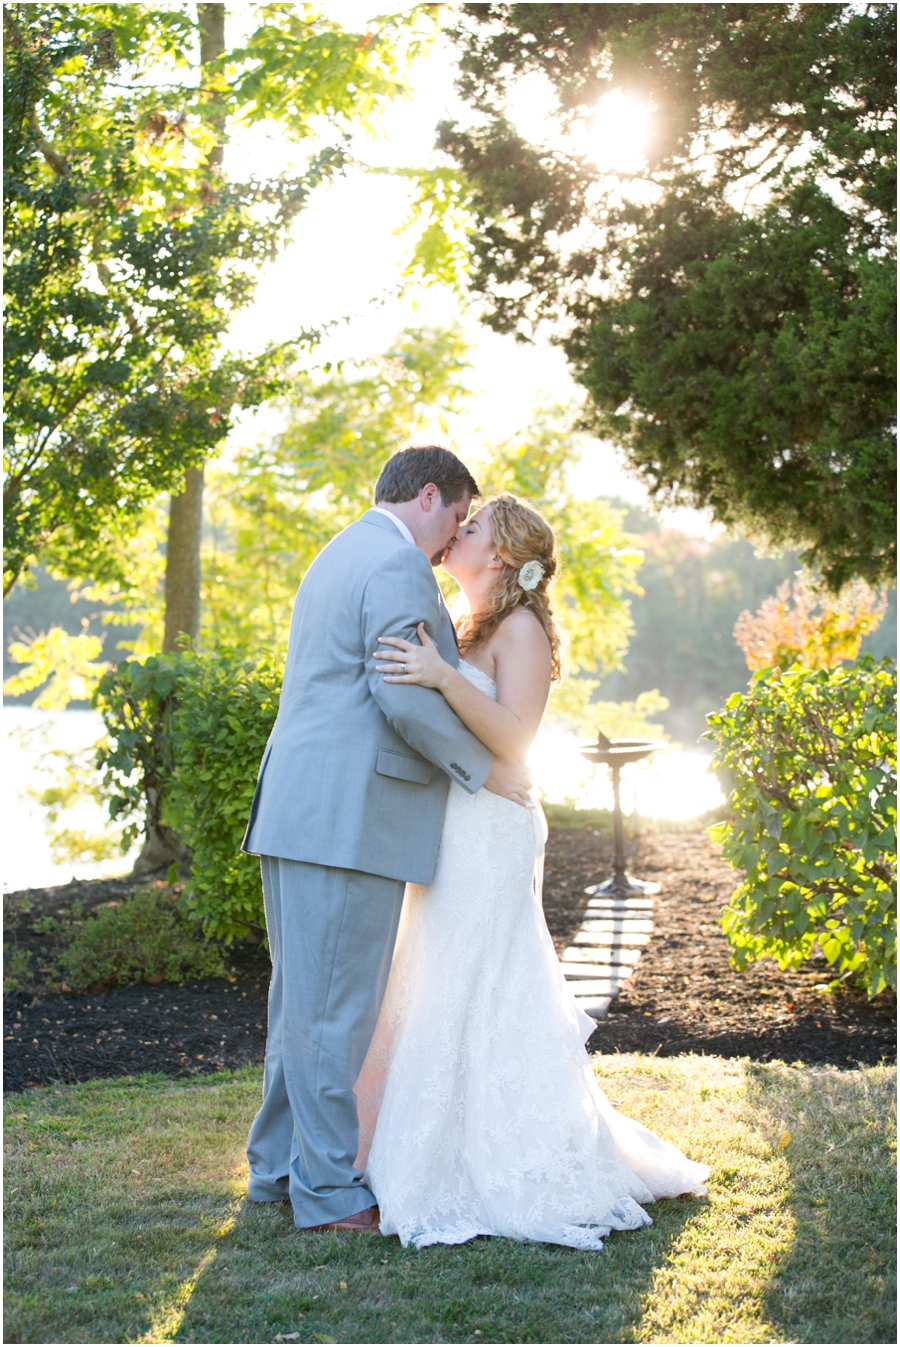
[439,3,896,588]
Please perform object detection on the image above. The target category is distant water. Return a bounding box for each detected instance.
[529,724,724,821]
[2,707,724,894]
[3,706,140,892]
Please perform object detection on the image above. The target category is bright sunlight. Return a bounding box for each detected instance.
[589,89,653,174]
[530,726,724,822]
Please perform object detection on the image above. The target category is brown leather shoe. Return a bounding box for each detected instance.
[305,1204,380,1234]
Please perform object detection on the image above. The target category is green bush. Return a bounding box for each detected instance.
[95,647,282,943]
[166,648,282,940]
[3,946,34,997]
[94,655,185,854]
[705,655,896,996]
[60,887,228,991]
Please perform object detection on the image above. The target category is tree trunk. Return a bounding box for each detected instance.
[160,3,226,654]
[130,787,193,880]
[162,464,205,652]
[135,4,226,876]
[198,3,226,165]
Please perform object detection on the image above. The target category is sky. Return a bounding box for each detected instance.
[221,4,722,537]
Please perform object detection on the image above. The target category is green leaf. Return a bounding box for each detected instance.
[702,659,896,997]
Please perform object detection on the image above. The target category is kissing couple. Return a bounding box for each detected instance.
[242,445,708,1250]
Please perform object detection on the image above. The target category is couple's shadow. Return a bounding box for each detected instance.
[172,1188,705,1344]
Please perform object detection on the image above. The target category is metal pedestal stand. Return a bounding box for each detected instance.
[580,736,664,898]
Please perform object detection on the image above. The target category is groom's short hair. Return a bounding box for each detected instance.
[375,446,480,507]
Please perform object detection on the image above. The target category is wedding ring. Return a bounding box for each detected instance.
[401,663,407,674]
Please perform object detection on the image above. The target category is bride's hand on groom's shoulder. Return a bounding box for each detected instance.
[376,623,451,691]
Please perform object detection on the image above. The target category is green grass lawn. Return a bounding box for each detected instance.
[4,1053,895,1345]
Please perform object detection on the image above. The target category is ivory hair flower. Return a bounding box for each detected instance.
[518,560,545,591]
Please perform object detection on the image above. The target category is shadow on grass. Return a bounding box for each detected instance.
[745,1063,896,1346]
[173,1189,704,1345]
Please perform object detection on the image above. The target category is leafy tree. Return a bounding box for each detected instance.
[3,626,110,710]
[10,325,646,879]
[597,504,805,743]
[438,3,897,588]
[161,2,225,655]
[201,325,476,647]
[473,408,644,726]
[734,572,888,672]
[3,1,432,600]
[4,324,643,697]
[2,563,145,696]
[201,325,644,714]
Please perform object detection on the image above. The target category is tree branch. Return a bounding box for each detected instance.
[94,260,141,338]
[28,112,68,177]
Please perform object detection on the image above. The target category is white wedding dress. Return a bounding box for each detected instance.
[355,661,709,1250]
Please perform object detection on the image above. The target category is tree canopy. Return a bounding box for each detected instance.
[5,325,646,735]
[439,2,897,588]
[3,2,430,595]
[201,325,644,719]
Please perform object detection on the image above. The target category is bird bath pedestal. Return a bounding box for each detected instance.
[580,735,665,898]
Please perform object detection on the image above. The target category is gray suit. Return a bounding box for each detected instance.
[242,509,493,1225]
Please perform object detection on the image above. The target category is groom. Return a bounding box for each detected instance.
[242,445,531,1231]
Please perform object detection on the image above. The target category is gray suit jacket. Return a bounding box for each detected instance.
[242,510,494,884]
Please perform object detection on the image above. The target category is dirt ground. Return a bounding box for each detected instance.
[4,828,895,1094]
[545,829,895,1066]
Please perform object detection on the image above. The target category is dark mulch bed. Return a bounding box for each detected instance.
[546,828,896,1069]
[4,829,895,1094]
[4,879,272,1096]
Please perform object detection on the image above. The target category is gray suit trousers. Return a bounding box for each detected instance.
[246,856,405,1227]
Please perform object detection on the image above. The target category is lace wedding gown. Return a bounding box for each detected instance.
[355,661,709,1250]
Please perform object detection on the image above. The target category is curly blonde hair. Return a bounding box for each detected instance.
[458,492,562,682]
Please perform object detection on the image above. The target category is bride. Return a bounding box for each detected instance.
[358,492,709,1251]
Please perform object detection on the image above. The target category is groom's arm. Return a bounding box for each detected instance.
[362,545,494,796]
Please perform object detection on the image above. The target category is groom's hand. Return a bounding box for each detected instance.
[484,758,533,808]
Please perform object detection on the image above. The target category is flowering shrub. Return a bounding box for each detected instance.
[705,656,896,996]
[733,572,887,672]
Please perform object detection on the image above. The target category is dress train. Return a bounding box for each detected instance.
[356,662,708,1250]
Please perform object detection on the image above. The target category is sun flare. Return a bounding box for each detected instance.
[530,725,724,822]
[589,89,652,174]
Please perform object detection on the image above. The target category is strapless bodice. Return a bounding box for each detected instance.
[458,658,497,700]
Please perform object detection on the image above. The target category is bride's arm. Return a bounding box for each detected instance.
[376,608,551,760]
